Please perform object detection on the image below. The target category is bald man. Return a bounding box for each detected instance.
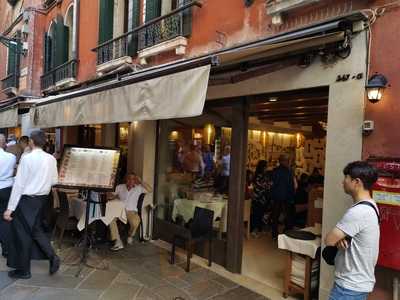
[0,134,16,257]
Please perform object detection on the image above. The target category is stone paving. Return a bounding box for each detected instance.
[0,242,270,300]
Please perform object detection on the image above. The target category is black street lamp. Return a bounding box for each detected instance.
[366,73,388,104]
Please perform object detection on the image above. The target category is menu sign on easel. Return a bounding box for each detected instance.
[58,146,120,190]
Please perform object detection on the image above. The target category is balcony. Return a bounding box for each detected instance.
[267,0,321,24]
[93,1,201,69]
[1,73,19,96]
[41,59,78,91]
[95,34,134,74]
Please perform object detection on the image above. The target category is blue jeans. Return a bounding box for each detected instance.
[329,283,369,300]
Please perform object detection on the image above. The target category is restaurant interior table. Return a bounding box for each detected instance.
[278,226,321,300]
[172,197,227,234]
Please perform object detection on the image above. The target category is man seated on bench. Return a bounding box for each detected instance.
[109,173,152,251]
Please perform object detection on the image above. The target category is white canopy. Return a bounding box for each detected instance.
[30,65,211,128]
[0,107,18,128]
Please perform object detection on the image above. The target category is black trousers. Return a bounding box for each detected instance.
[250,201,265,233]
[7,195,56,272]
[0,187,12,254]
[271,199,295,238]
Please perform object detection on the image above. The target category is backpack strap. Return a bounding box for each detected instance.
[355,201,381,224]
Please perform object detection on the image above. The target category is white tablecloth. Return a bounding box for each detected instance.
[172,198,227,232]
[77,199,127,231]
[278,227,321,259]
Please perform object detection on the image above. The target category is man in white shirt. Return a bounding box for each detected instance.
[325,161,380,300]
[3,130,60,279]
[0,134,16,257]
[109,173,152,251]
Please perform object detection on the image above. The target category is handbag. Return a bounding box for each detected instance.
[322,201,380,266]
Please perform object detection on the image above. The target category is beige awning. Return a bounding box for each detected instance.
[218,32,345,65]
[30,65,211,128]
[0,106,18,128]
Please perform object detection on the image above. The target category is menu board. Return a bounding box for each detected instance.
[58,146,120,190]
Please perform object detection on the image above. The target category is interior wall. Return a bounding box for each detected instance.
[101,124,116,147]
[206,30,367,300]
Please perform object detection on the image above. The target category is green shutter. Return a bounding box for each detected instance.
[180,0,192,37]
[145,0,161,22]
[128,0,140,55]
[99,0,114,44]
[7,43,16,75]
[64,25,70,62]
[54,15,68,67]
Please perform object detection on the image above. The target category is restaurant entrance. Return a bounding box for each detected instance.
[242,87,328,292]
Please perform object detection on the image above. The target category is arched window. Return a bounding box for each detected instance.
[65,4,74,61]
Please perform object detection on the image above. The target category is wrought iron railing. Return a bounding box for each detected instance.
[1,73,18,91]
[41,59,78,90]
[138,11,186,51]
[92,1,202,65]
[96,35,131,65]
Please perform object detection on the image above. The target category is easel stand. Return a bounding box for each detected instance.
[75,189,108,277]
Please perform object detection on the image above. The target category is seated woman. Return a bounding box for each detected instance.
[109,173,152,251]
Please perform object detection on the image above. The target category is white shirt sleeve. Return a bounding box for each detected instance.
[336,207,366,238]
[51,157,59,186]
[7,156,29,211]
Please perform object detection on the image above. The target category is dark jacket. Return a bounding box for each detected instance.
[271,165,295,203]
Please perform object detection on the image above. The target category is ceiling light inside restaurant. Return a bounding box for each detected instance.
[269,97,278,102]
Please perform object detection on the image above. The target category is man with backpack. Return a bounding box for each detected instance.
[325,161,380,300]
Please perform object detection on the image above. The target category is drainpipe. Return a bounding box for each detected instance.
[394,277,399,300]
[72,0,79,60]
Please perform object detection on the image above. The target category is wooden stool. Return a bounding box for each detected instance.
[283,251,316,300]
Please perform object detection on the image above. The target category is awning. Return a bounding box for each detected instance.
[31,64,211,128]
[0,106,18,128]
[29,12,366,129]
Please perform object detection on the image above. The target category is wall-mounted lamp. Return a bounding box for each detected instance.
[366,73,388,103]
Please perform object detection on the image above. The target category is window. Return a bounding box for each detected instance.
[65,4,74,61]
[98,0,114,44]
[43,16,69,72]
[7,43,17,76]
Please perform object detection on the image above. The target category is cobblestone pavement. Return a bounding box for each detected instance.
[0,242,270,300]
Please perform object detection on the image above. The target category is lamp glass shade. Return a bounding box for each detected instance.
[367,87,383,102]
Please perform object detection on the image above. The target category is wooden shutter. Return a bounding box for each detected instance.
[7,42,16,75]
[145,0,161,22]
[64,25,70,63]
[180,0,192,37]
[43,32,49,72]
[128,0,140,55]
[54,15,68,67]
[99,0,114,44]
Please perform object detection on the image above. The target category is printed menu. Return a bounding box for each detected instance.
[59,147,120,189]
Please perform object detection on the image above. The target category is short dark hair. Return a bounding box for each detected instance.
[19,136,29,144]
[30,130,46,148]
[343,161,378,190]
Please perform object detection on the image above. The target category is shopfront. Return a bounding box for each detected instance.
[152,16,369,299]
[28,13,368,297]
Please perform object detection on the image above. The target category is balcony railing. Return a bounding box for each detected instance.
[41,59,78,90]
[1,73,18,91]
[96,35,131,65]
[92,1,201,66]
[138,10,186,51]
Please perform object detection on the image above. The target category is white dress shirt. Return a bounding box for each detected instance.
[0,148,16,189]
[115,184,145,212]
[8,148,58,211]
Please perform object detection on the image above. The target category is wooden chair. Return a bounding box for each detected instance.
[243,199,251,239]
[307,186,323,227]
[170,207,214,272]
[53,191,78,248]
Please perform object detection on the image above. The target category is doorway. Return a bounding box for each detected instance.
[242,87,329,292]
